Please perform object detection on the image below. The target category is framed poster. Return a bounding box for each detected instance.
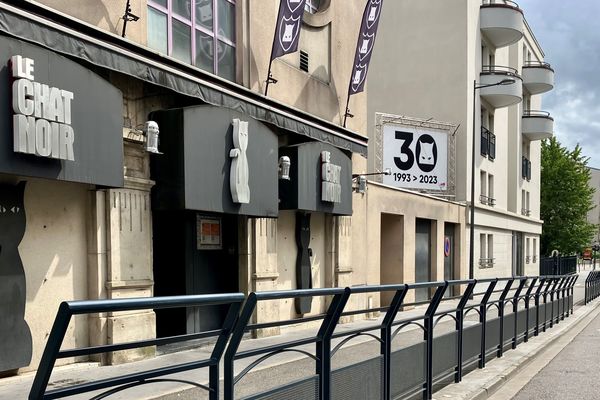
[196,215,222,250]
[382,124,448,191]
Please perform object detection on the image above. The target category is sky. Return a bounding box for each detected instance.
[521,0,600,168]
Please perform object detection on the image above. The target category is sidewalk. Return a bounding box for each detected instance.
[0,273,588,400]
[433,271,595,400]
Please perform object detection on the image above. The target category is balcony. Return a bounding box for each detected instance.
[480,194,496,207]
[522,110,554,141]
[480,66,523,108]
[480,0,524,48]
[522,61,555,95]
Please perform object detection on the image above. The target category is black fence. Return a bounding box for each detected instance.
[585,271,600,304]
[30,275,579,400]
[540,255,577,275]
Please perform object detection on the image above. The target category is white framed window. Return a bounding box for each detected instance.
[479,233,494,268]
[147,0,236,81]
[533,238,537,263]
[526,238,531,264]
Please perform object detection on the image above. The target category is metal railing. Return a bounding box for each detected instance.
[540,255,577,275]
[481,0,521,10]
[585,271,600,304]
[523,61,554,72]
[523,110,554,120]
[481,65,521,79]
[29,294,246,400]
[479,195,496,207]
[30,275,579,400]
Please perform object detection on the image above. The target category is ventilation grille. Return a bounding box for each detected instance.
[300,51,309,72]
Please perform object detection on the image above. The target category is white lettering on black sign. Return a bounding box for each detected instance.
[11,55,75,161]
[321,151,342,203]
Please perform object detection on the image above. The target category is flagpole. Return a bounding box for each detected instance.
[265,58,275,96]
[343,94,351,128]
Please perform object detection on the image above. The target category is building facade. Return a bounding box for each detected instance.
[0,0,373,374]
[587,167,600,245]
[368,0,554,278]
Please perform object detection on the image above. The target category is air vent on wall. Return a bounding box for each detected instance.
[300,51,309,72]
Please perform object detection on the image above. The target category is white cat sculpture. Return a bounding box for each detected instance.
[230,119,250,204]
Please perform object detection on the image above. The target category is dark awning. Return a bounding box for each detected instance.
[0,1,367,156]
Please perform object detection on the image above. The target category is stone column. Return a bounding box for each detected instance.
[249,218,280,337]
[88,141,156,364]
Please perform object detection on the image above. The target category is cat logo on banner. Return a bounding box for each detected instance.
[381,124,448,191]
[271,0,307,60]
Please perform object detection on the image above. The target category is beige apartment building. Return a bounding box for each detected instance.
[368,0,554,279]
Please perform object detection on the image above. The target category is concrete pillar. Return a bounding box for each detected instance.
[250,218,280,337]
[88,142,156,365]
[403,215,416,304]
[431,220,445,283]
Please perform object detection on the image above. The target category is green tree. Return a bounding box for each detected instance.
[541,137,596,255]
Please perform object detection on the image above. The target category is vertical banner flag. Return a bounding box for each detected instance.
[348,0,383,96]
[271,0,307,60]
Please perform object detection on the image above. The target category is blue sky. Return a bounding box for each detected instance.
[521,0,600,167]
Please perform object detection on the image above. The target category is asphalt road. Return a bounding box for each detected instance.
[512,303,600,400]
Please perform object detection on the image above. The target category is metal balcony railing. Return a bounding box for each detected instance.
[523,110,554,120]
[521,208,531,216]
[480,194,496,206]
[479,258,496,268]
[523,61,554,72]
[482,65,521,79]
[481,0,521,8]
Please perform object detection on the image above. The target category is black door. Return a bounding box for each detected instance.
[415,219,432,302]
[187,213,239,332]
[153,211,239,337]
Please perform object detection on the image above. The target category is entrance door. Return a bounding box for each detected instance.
[415,219,432,302]
[188,213,239,333]
[153,211,239,338]
[444,223,456,298]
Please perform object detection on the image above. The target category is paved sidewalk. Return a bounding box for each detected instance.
[433,271,595,400]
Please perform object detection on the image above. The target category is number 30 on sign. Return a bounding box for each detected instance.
[382,124,448,191]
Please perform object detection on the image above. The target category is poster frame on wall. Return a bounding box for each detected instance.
[373,113,457,199]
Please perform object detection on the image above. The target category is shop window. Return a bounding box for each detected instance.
[147,0,236,81]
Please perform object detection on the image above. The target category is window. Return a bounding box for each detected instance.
[521,190,531,216]
[480,111,495,161]
[488,174,494,204]
[147,0,236,81]
[526,238,531,264]
[305,0,321,14]
[480,170,495,206]
[522,156,531,181]
[533,238,537,263]
[479,233,494,268]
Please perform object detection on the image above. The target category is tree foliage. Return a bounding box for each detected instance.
[541,137,596,255]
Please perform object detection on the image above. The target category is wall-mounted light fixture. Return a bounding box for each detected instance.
[352,169,391,194]
[143,121,162,154]
[278,156,291,180]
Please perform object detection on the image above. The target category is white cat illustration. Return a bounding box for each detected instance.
[419,142,435,165]
[282,24,295,43]
[360,39,370,54]
[198,3,212,22]
[368,6,378,22]
[353,70,363,85]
